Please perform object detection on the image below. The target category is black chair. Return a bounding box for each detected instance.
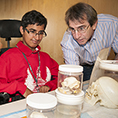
[0,20,24,104]
[0,19,22,55]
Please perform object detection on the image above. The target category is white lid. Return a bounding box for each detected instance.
[99,60,118,72]
[59,64,83,73]
[26,93,57,109]
[55,89,84,105]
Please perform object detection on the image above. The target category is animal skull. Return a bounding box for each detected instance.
[58,77,81,94]
[85,76,118,109]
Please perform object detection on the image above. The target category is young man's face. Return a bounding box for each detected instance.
[20,23,45,51]
[68,19,97,45]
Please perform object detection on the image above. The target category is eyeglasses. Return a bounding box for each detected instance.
[25,28,47,38]
[68,25,90,34]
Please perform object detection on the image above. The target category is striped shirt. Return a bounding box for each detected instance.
[61,14,118,65]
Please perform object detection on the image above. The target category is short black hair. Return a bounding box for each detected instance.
[21,10,47,30]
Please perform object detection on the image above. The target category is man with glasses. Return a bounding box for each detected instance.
[0,10,59,100]
[61,2,118,81]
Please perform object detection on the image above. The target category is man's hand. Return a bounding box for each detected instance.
[39,86,50,93]
[23,88,33,98]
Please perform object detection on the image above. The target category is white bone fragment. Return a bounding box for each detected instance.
[59,77,81,94]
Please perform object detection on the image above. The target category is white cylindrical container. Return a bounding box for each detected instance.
[55,64,84,118]
[55,89,84,118]
[26,93,57,118]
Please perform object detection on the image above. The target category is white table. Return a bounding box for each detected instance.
[0,81,118,118]
[0,99,26,118]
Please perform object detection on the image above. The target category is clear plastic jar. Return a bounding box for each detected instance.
[55,102,83,118]
[26,93,57,118]
[58,64,83,90]
[99,60,118,82]
[55,64,84,118]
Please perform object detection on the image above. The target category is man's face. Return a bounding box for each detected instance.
[68,19,97,45]
[20,23,45,51]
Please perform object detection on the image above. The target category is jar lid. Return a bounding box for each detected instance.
[59,64,83,73]
[26,93,57,109]
[55,89,84,105]
[99,60,118,72]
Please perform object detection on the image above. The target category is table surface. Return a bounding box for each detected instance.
[0,81,118,118]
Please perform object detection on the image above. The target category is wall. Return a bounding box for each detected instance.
[0,0,118,64]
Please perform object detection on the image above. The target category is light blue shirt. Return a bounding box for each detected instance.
[61,14,118,65]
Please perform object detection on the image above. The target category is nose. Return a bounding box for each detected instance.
[34,33,41,40]
[74,30,81,39]
[34,34,39,40]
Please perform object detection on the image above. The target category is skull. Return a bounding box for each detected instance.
[58,77,81,94]
[85,76,118,109]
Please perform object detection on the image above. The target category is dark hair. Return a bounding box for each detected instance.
[21,10,47,30]
[65,2,97,27]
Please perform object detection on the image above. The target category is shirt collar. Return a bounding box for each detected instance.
[16,41,41,56]
[91,29,97,41]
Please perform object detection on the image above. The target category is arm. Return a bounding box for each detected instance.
[39,52,59,91]
[0,56,27,95]
[23,88,33,97]
[61,45,80,65]
[45,59,59,91]
[61,31,80,65]
[0,80,27,95]
[111,16,118,59]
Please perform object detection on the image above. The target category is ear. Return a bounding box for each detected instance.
[20,26,24,35]
[92,20,98,30]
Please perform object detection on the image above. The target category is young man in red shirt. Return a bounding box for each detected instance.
[0,10,59,99]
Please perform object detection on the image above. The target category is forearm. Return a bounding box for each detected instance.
[45,75,58,91]
[23,88,33,98]
[0,80,26,95]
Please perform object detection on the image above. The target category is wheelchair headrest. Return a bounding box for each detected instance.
[0,19,22,38]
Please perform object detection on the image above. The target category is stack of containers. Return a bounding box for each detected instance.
[55,64,84,118]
